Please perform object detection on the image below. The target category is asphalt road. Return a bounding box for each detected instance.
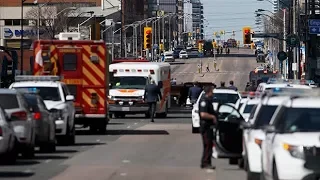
[0,48,254,180]
[0,114,246,180]
[171,48,257,91]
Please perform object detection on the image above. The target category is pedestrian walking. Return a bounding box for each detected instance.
[198,86,217,169]
[188,82,202,104]
[227,48,230,54]
[213,59,217,71]
[206,62,210,72]
[144,80,162,122]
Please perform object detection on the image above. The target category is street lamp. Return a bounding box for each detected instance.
[53,7,77,26]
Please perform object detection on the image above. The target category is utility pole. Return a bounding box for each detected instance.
[120,0,125,57]
[288,0,293,79]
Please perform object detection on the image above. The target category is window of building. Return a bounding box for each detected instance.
[12,19,20,26]
[23,20,29,26]
[4,19,12,26]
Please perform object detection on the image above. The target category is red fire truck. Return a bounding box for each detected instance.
[32,39,109,133]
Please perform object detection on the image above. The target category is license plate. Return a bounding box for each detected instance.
[14,126,24,133]
[122,107,130,111]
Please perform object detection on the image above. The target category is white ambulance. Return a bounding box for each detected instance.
[108,62,171,118]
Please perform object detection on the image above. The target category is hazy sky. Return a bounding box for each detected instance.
[202,0,273,42]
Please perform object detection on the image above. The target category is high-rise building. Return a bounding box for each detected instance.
[191,0,204,40]
[273,0,291,12]
[184,1,193,33]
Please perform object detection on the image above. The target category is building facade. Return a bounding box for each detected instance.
[191,0,204,40]
[184,1,193,33]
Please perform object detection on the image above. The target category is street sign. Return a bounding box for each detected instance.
[309,26,320,34]
[308,19,320,26]
[252,33,279,38]
[277,51,287,61]
[286,34,299,47]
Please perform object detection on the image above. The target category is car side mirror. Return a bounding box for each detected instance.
[66,95,74,101]
[264,125,276,133]
[158,81,163,88]
[240,121,252,129]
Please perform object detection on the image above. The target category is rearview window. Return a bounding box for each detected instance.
[63,53,77,71]
[0,94,19,109]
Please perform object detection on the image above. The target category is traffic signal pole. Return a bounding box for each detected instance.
[287,1,293,79]
[120,0,125,57]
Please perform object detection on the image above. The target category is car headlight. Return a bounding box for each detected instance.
[50,109,64,120]
[283,143,305,159]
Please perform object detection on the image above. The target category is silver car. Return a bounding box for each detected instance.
[0,89,36,158]
[22,92,56,153]
[0,106,17,164]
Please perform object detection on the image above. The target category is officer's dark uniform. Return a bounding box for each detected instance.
[144,83,162,122]
[188,85,202,103]
[198,95,217,168]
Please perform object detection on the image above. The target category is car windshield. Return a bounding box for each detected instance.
[282,108,320,132]
[244,104,255,113]
[254,105,278,127]
[23,94,39,112]
[212,93,240,104]
[111,76,147,89]
[13,87,61,101]
[180,51,187,54]
[0,94,19,109]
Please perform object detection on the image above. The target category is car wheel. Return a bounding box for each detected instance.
[238,158,244,169]
[57,122,75,145]
[97,119,107,134]
[247,171,260,180]
[272,161,280,180]
[21,145,35,158]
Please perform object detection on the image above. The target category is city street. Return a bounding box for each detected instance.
[171,48,257,90]
[0,48,255,180]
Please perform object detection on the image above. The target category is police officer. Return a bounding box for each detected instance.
[188,82,202,104]
[144,80,162,122]
[199,86,217,169]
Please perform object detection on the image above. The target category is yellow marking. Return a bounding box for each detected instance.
[59,48,76,53]
[99,89,105,95]
[83,79,89,85]
[83,45,105,69]
[97,46,106,68]
[82,92,93,107]
[62,79,82,85]
[87,89,104,107]
[82,53,104,80]
[82,66,99,85]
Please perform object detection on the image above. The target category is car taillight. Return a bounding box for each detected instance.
[11,111,27,120]
[33,112,41,120]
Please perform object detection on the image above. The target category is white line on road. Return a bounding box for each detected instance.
[44,159,52,163]
[120,173,127,176]
[96,139,100,142]
[134,123,138,125]
[127,126,131,129]
[122,159,131,163]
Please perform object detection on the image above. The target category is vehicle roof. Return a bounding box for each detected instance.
[261,96,290,106]
[0,89,17,94]
[213,89,239,95]
[109,62,170,68]
[11,81,60,87]
[283,97,320,108]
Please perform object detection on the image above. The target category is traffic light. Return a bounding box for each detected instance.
[198,43,203,52]
[144,27,152,50]
[243,27,251,44]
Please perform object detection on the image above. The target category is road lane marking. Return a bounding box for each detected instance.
[120,173,127,176]
[96,139,100,142]
[134,123,138,125]
[122,160,131,163]
[127,126,131,129]
[44,159,52,163]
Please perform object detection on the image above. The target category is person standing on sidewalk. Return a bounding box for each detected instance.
[144,80,162,122]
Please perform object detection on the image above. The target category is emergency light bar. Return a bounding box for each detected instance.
[260,88,320,99]
[15,75,61,82]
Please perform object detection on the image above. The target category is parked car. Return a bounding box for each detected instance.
[0,105,17,164]
[0,89,36,158]
[179,50,188,59]
[21,92,56,152]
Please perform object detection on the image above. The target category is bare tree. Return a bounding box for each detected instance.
[25,2,84,39]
